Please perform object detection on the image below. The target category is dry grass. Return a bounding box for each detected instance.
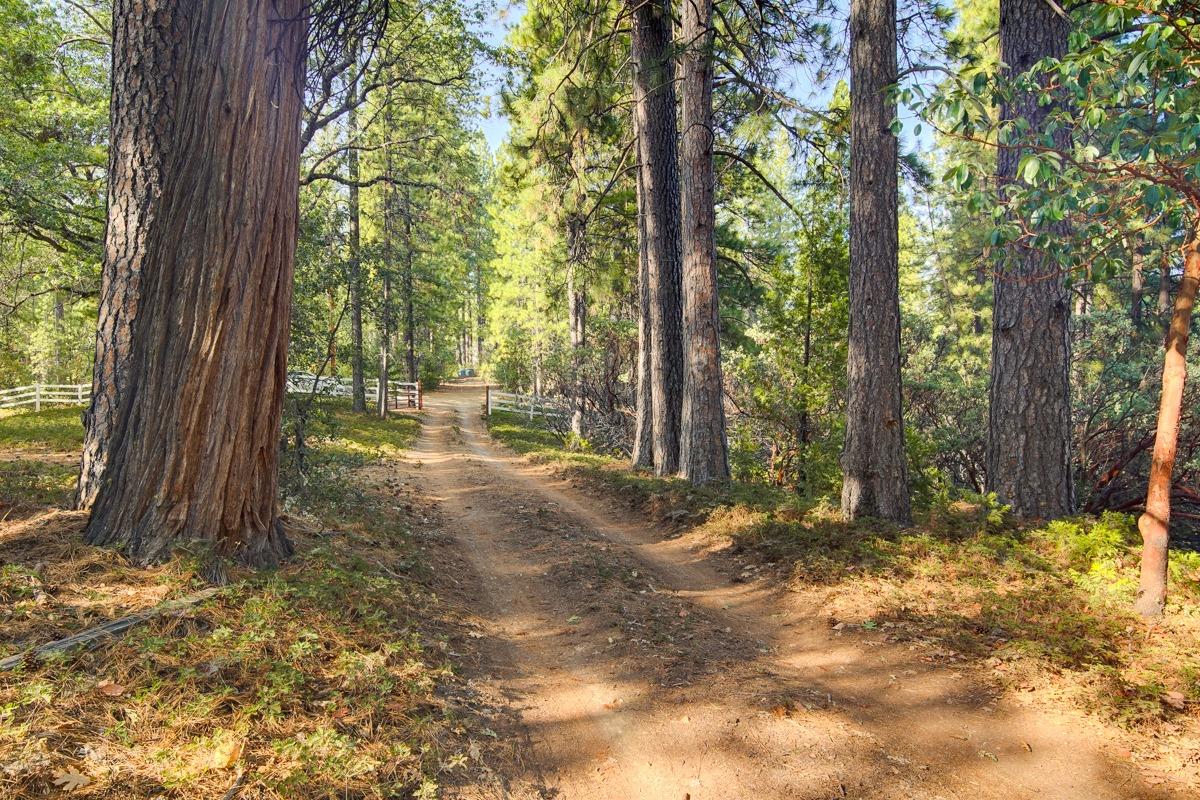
[0,407,497,799]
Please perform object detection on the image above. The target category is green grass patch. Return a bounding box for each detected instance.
[0,406,84,451]
[0,459,76,509]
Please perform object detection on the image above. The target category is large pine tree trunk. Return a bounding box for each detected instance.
[986,0,1073,519]
[83,0,307,570]
[631,0,684,476]
[632,147,655,468]
[842,0,910,523]
[1135,228,1200,617]
[76,1,181,509]
[348,102,367,412]
[678,0,728,484]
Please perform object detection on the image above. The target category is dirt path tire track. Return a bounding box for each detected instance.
[399,382,1175,800]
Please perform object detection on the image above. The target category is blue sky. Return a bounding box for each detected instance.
[476,3,520,151]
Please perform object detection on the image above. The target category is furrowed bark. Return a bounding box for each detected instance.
[842,0,911,523]
[632,138,654,468]
[631,0,684,476]
[1135,227,1200,618]
[567,212,588,438]
[986,0,1073,519]
[76,0,181,509]
[83,0,308,570]
[678,0,729,484]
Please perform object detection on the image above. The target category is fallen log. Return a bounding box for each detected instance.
[0,587,223,671]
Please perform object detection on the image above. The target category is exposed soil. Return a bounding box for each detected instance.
[383,380,1184,799]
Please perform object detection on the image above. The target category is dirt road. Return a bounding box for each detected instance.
[397,381,1172,799]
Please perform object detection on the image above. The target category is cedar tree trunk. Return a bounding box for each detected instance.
[83,0,308,570]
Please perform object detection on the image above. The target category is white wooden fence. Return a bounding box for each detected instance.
[1,376,421,412]
[286,373,421,410]
[0,383,89,411]
[484,386,567,420]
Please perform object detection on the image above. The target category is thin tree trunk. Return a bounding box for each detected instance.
[678,0,728,484]
[76,1,181,509]
[986,0,1073,519]
[402,188,417,384]
[1131,243,1145,334]
[842,0,910,523]
[1135,228,1200,617]
[1159,261,1172,315]
[348,101,366,412]
[378,271,392,417]
[83,0,307,572]
[631,0,684,476]
[632,141,655,468]
[567,213,588,438]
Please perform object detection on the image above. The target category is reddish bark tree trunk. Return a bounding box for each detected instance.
[83,0,308,572]
[76,0,181,509]
[1135,230,1200,617]
[986,0,1073,519]
[678,0,729,484]
[631,0,684,476]
[843,0,911,522]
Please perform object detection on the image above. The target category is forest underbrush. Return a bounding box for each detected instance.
[0,403,499,799]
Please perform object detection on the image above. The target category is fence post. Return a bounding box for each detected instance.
[485,385,491,416]
[528,392,535,421]
[417,382,423,410]
[34,384,41,412]
[77,384,84,403]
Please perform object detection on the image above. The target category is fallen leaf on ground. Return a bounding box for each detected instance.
[95,680,125,697]
[52,771,90,791]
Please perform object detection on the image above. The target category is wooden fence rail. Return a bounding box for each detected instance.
[2,376,422,413]
[0,383,89,411]
[484,386,567,420]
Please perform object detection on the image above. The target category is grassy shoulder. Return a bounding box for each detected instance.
[0,404,493,799]
[485,410,1200,733]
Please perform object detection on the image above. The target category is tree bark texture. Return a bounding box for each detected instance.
[77,0,181,509]
[83,0,308,569]
[678,0,729,484]
[1131,245,1144,333]
[842,0,911,523]
[632,146,655,468]
[986,0,1073,519]
[631,0,684,476]
[402,189,417,384]
[348,101,367,412]
[567,213,588,438]
[1135,230,1200,617]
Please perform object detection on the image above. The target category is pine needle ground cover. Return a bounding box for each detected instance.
[0,404,496,799]
[487,411,1200,756]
